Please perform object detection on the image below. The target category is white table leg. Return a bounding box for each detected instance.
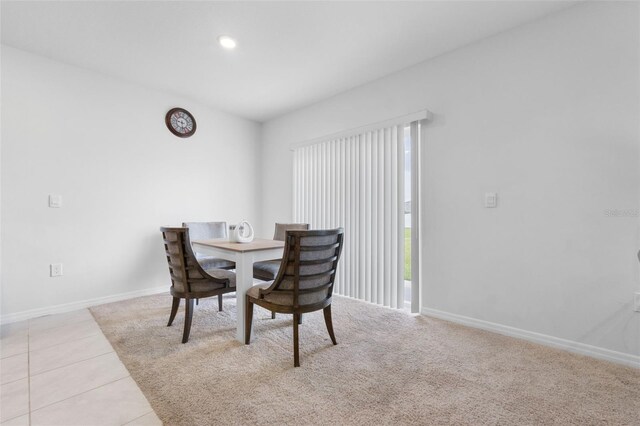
[235,252,254,342]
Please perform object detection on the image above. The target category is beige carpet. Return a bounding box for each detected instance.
[90,294,640,425]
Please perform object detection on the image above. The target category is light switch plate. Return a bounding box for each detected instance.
[634,292,640,312]
[484,192,497,208]
[49,194,62,208]
[50,263,63,277]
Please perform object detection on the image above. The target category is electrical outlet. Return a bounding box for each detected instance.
[49,194,62,208]
[484,192,497,208]
[634,292,640,312]
[50,263,63,277]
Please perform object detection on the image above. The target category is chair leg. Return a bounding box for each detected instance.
[271,311,276,319]
[323,305,337,345]
[218,294,223,311]
[245,296,254,345]
[196,298,199,306]
[298,314,303,325]
[293,313,300,367]
[182,298,195,344]
[167,297,180,327]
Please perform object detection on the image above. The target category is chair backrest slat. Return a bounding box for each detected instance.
[295,256,339,267]
[297,243,341,252]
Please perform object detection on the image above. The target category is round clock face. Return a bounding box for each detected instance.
[165,108,196,138]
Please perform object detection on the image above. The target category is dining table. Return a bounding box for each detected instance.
[191,238,285,342]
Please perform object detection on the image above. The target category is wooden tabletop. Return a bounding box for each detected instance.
[192,238,285,253]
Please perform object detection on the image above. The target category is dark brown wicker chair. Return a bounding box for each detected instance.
[245,228,344,367]
[160,226,236,343]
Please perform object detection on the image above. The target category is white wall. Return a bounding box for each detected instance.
[260,2,640,359]
[1,46,261,319]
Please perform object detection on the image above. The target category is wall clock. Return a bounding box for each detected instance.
[165,108,196,138]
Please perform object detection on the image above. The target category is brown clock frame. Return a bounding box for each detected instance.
[165,107,197,138]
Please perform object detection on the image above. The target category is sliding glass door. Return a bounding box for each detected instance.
[292,117,424,312]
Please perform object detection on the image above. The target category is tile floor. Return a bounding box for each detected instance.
[1,309,162,425]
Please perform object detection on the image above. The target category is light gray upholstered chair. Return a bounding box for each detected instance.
[183,222,235,270]
[160,227,236,343]
[253,223,310,281]
[245,228,344,367]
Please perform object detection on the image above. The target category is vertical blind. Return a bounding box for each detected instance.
[292,124,406,309]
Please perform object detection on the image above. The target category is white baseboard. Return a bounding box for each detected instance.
[1,286,168,325]
[421,307,640,369]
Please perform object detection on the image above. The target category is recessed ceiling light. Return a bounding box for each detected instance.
[218,35,237,50]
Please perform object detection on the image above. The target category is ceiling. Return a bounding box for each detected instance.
[1,1,577,122]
